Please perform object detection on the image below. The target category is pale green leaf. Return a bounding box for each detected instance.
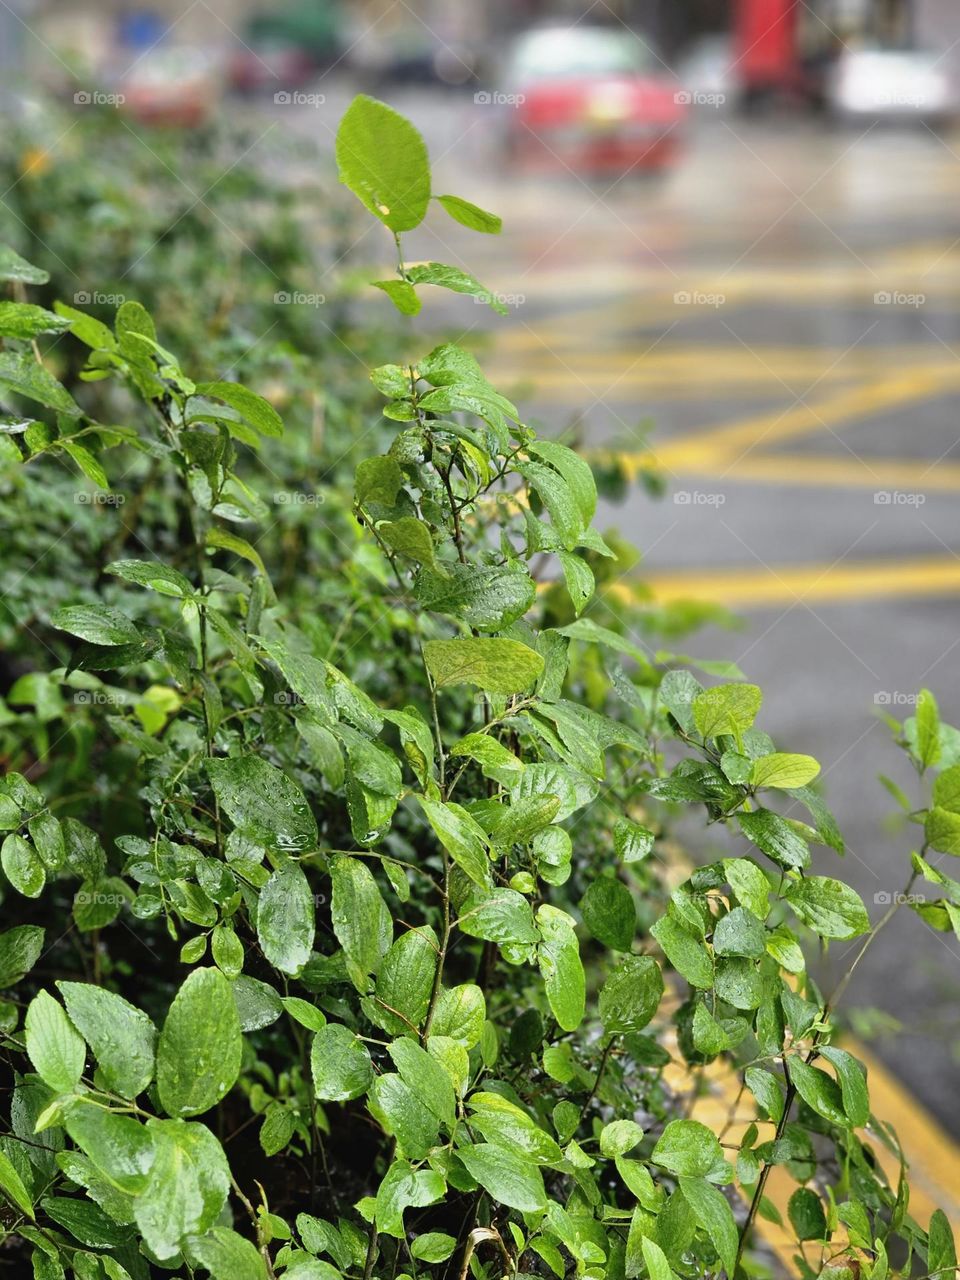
[257,861,315,976]
[423,637,544,695]
[156,969,242,1118]
[750,752,820,789]
[336,95,431,232]
[25,991,85,1092]
[57,982,156,1099]
[436,194,502,234]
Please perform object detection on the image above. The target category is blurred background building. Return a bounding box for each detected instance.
[7,0,960,91]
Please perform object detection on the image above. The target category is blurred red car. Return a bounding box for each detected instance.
[500,26,686,175]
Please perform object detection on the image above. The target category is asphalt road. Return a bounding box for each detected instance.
[271,89,960,1133]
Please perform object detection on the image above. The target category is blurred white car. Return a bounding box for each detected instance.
[827,47,958,122]
[676,35,734,110]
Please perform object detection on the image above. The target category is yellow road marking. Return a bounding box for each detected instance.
[684,454,960,491]
[575,372,960,480]
[492,346,960,373]
[652,373,960,467]
[635,556,960,609]
[491,343,960,377]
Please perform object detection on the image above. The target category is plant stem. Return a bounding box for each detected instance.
[734,1056,794,1274]
[822,867,918,1017]
[421,851,450,1044]
[580,1037,616,1119]
[363,1222,380,1280]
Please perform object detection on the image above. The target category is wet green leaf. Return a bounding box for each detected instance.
[156,969,242,1118]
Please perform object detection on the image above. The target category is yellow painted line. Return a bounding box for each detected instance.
[572,373,956,475]
[492,344,960,376]
[492,346,959,372]
[481,275,960,341]
[636,556,960,609]
[489,362,866,390]
[683,454,960,491]
[651,373,960,467]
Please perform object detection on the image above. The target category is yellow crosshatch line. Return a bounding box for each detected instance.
[493,347,960,377]
[564,357,960,504]
[619,557,960,609]
[680,455,960,491]
[652,371,960,467]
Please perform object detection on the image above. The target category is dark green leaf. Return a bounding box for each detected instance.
[311,1023,374,1102]
[739,809,811,870]
[0,351,81,417]
[1,833,45,897]
[784,876,869,940]
[0,242,49,283]
[789,1187,827,1241]
[193,381,283,438]
[457,1143,547,1212]
[330,856,392,985]
[536,905,584,1032]
[678,1176,737,1278]
[651,916,713,989]
[415,564,535,631]
[581,876,635,951]
[206,756,317,853]
[51,605,139,647]
[599,955,664,1034]
[653,1120,725,1179]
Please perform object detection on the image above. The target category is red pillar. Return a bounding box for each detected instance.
[733,0,801,94]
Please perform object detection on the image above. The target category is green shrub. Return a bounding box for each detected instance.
[0,95,956,1280]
